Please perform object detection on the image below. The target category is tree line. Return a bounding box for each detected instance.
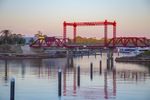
[0,30,26,44]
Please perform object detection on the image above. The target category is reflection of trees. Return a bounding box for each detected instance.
[139,63,150,75]
[140,63,150,67]
[118,70,147,82]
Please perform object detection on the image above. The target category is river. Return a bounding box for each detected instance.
[0,53,150,100]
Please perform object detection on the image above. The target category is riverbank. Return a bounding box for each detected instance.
[115,51,150,63]
[0,53,65,59]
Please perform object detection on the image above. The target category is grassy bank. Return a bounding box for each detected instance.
[0,44,23,53]
[137,51,150,56]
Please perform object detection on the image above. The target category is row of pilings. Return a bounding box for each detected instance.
[58,48,115,97]
[9,48,115,99]
[58,62,115,97]
[67,48,114,70]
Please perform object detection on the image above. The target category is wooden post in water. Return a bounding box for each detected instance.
[107,58,110,70]
[117,49,119,57]
[73,51,75,57]
[10,77,15,100]
[77,66,80,87]
[100,60,102,75]
[90,62,93,80]
[58,69,62,96]
[81,52,83,58]
[111,57,114,69]
[5,60,8,81]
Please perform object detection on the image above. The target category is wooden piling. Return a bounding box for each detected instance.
[58,69,62,96]
[10,77,15,100]
[111,57,114,69]
[100,60,102,75]
[77,66,80,87]
[107,58,110,70]
[90,62,93,80]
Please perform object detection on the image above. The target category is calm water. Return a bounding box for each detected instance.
[0,53,150,100]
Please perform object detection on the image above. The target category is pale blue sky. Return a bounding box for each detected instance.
[0,0,150,38]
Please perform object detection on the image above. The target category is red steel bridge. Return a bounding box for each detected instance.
[30,20,150,48]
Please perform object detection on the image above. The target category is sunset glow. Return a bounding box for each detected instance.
[0,0,150,38]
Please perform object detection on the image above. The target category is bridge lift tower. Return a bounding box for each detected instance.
[63,20,116,46]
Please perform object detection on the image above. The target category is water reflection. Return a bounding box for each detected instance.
[0,56,150,100]
[104,69,116,99]
[117,70,147,82]
[62,67,147,99]
[21,60,25,78]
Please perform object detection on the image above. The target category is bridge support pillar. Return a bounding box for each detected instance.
[67,49,73,67]
[107,48,115,70]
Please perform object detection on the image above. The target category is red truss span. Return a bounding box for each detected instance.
[30,37,150,48]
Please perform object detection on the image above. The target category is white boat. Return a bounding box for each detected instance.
[119,47,149,54]
[136,47,149,54]
[119,48,136,53]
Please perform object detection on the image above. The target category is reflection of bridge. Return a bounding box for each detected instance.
[30,20,150,48]
[62,68,147,99]
[3,59,148,99]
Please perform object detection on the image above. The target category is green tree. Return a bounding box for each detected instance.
[0,30,12,44]
[0,30,26,45]
[20,38,26,44]
[29,38,34,44]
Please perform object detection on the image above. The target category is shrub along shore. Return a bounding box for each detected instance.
[0,53,65,59]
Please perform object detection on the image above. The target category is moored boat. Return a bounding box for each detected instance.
[119,47,149,54]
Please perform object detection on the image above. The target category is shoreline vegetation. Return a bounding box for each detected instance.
[0,44,65,59]
[0,53,65,59]
[115,51,150,63]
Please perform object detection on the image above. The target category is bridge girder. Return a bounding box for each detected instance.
[30,37,150,48]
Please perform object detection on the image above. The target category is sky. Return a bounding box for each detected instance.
[0,0,150,39]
